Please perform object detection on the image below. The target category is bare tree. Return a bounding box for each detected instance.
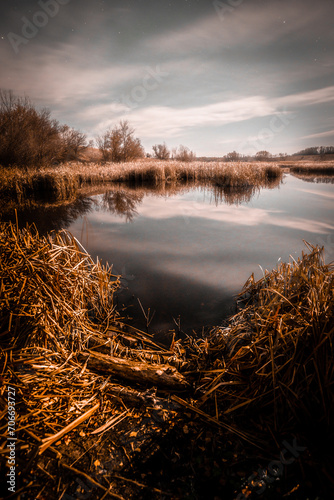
[152,143,170,160]
[255,150,272,161]
[96,120,144,163]
[173,144,196,162]
[59,125,88,161]
[225,151,240,162]
[0,89,87,168]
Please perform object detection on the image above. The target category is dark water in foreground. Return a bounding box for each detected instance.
[3,174,334,334]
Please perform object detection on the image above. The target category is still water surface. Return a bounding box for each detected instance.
[5,174,334,334]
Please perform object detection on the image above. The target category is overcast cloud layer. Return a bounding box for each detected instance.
[1,0,334,155]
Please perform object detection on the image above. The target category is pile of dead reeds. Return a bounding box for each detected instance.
[0,220,187,465]
[0,217,120,352]
[1,220,333,496]
[189,243,334,441]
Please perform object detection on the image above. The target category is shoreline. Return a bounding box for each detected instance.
[0,220,333,498]
[0,159,283,207]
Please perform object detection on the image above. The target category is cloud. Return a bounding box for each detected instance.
[89,194,334,235]
[0,41,146,103]
[81,85,334,140]
[141,0,331,57]
[301,129,334,140]
[87,96,274,137]
[296,188,334,200]
[275,86,334,108]
[1,0,333,155]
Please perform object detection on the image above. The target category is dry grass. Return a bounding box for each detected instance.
[1,220,334,496]
[186,243,334,447]
[0,159,283,208]
[0,220,187,447]
[0,218,120,351]
[285,160,334,175]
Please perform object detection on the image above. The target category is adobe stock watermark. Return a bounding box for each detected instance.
[238,108,297,157]
[7,0,70,55]
[114,65,169,111]
[213,0,244,20]
[236,438,307,499]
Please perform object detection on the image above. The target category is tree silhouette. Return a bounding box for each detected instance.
[97,120,145,163]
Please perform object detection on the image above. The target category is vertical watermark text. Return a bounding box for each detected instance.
[7,386,17,494]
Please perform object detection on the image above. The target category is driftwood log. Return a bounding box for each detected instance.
[78,350,189,390]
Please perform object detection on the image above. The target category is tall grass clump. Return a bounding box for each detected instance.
[190,244,334,451]
[0,220,187,452]
[0,219,120,351]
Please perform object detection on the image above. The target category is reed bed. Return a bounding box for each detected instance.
[288,160,334,175]
[0,159,283,207]
[0,219,189,497]
[0,219,121,351]
[1,219,333,496]
[188,243,334,448]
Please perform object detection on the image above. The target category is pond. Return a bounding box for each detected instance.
[3,173,334,336]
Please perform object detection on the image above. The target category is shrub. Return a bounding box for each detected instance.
[96,120,145,163]
[152,143,170,160]
[172,145,196,162]
[0,89,87,168]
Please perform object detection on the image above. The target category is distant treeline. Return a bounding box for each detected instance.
[293,146,334,156]
[0,90,196,168]
[1,89,333,169]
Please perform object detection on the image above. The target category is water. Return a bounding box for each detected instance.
[3,173,334,335]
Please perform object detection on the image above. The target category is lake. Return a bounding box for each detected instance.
[3,173,334,336]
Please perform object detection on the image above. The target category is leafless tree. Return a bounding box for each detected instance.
[225,151,240,162]
[173,144,196,162]
[96,120,144,163]
[0,89,87,168]
[152,143,170,160]
[59,125,88,161]
[255,150,272,161]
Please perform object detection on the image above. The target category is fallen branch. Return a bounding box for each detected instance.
[79,350,189,390]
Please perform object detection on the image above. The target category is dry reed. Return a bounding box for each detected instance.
[1,219,333,496]
[0,220,186,479]
[288,160,334,175]
[188,243,334,444]
[0,160,283,207]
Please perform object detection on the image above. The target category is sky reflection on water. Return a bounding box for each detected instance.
[2,174,333,334]
[64,174,334,334]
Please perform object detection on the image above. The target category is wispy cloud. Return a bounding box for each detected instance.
[90,195,334,235]
[142,0,331,57]
[84,85,334,140]
[301,129,334,140]
[90,96,275,137]
[1,0,333,154]
[275,86,334,108]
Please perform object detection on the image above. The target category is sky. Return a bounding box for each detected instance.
[0,0,334,156]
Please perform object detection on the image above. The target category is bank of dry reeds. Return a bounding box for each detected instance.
[0,219,191,497]
[189,243,334,443]
[0,160,283,207]
[288,160,334,175]
[1,220,333,497]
